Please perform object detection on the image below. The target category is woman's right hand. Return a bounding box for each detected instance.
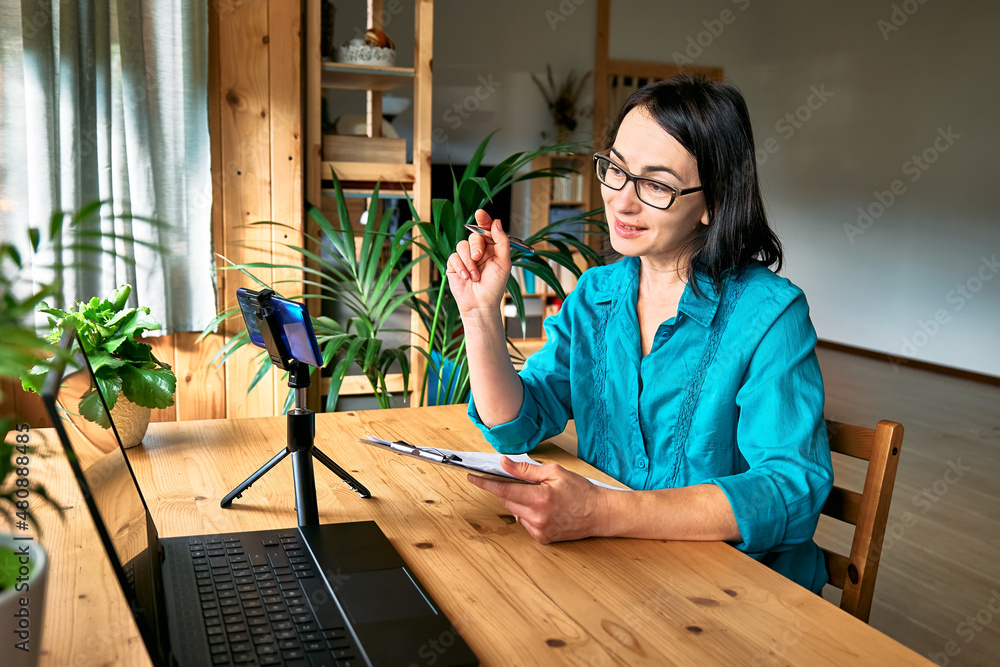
[446,209,512,318]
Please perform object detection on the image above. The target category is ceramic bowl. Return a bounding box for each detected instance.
[337,42,396,67]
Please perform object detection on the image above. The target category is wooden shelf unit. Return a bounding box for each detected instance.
[529,153,595,238]
[500,247,589,366]
[306,0,433,408]
[320,62,415,90]
[320,160,416,185]
[518,154,598,364]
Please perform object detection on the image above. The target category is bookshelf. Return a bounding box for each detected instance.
[529,153,593,238]
[306,0,433,406]
[502,153,599,365]
[502,244,589,369]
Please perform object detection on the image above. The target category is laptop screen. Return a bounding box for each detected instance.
[42,331,166,659]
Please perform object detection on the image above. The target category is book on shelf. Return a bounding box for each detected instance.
[552,172,583,203]
[511,266,538,295]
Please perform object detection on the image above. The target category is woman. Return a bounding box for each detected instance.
[446,76,833,593]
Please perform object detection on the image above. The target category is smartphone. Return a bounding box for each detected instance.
[236,288,324,368]
[463,223,535,255]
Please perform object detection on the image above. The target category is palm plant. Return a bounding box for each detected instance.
[204,180,423,411]
[204,133,607,411]
[404,133,606,406]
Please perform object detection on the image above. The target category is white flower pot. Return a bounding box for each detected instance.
[0,532,48,667]
[111,393,151,449]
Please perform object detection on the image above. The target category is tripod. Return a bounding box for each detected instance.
[221,289,370,526]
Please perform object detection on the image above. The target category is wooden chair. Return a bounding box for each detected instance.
[820,419,904,623]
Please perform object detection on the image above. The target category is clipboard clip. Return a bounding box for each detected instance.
[361,436,463,464]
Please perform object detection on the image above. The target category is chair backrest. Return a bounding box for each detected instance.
[821,419,904,623]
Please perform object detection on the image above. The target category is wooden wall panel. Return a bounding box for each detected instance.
[1,378,50,428]
[173,332,226,421]
[1,0,304,427]
[217,0,276,419]
[146,335,178,423]
[268,0,303,415]
[0,332,226,428]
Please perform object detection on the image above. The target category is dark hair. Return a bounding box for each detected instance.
[603,75,782,295]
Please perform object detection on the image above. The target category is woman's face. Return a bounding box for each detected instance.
[602,107,709,269]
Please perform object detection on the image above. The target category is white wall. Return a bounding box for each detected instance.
[375,0,1000,377]
[607,0,1000,378]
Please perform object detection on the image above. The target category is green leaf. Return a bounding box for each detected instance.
[20,365,50,394]
[4,244,22,268]
[118,338,155,364]
[247,356,273,394]
[101,310,141,353]
[110,284,132,310]
[324,357,352,412]
[94,366,123,413]
[79,388,112,428]
[119,364,176,409]
[133,308,162,334]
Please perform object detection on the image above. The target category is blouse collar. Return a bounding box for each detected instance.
[593,256,722,328]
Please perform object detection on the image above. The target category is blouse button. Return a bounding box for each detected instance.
[637,458,647,469]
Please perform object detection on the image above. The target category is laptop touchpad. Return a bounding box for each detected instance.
[338,568,437,625]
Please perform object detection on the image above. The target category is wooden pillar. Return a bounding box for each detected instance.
[409,0,434,408]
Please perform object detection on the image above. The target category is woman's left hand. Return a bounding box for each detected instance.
[467,457,611,543]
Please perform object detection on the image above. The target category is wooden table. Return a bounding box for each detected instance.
[30,405,931,666]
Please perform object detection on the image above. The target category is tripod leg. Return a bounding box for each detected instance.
[313,447,372,499]
[221,448,289,508]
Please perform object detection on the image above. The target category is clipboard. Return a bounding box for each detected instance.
[357,436,539,485]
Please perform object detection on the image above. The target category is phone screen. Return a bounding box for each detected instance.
[271,296,323,368]
[236,288,323,368]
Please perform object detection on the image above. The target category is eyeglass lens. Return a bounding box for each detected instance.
[595,156,675,209]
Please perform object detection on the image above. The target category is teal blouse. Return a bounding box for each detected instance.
[468,256,833,593]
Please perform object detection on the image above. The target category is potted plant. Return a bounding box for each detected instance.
[205,180,424,412]
[0,207,102,665]
[2,203,166,665]
[21,285,177,448]
[203,133,607,410]
[531,64,592,140]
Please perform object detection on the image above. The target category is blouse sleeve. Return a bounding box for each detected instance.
[708,291,833,555]
[467,283,582,454]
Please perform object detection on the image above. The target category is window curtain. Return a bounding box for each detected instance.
[0,0,215,333]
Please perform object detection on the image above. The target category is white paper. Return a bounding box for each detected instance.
[416,444,629,491]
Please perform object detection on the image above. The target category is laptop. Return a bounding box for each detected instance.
[42,331,478,667]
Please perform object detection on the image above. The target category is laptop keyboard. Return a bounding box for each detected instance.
[190,532,363,666]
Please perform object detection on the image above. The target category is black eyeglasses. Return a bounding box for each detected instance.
[593,153,703,210]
